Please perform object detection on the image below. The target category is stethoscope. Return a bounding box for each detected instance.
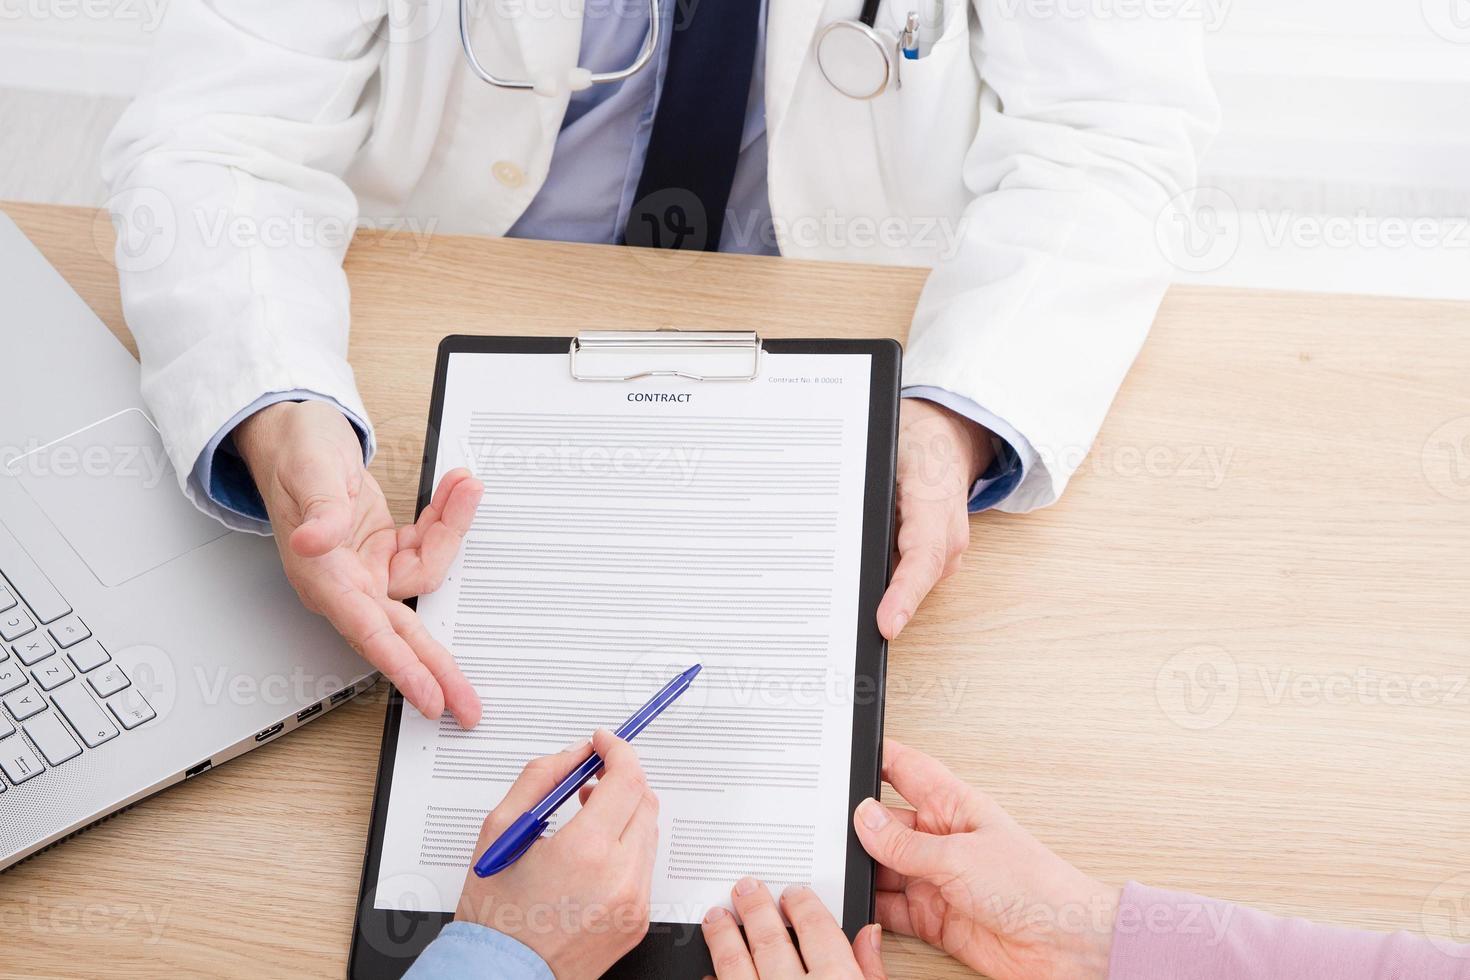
[814,0,904,100]
[459,0,661,96]
[458,0,901,99]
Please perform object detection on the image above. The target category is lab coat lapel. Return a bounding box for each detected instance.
[509,0,585,139]
[765,0,838,139]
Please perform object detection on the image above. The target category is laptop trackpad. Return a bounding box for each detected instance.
[9,409,228,587]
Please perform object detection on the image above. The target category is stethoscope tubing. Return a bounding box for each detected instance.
[458,0,892,98]
[458,0,662,91]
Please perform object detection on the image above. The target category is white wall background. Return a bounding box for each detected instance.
[2,0,1469,298]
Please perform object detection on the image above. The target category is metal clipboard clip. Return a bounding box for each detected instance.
[569,329,763,382]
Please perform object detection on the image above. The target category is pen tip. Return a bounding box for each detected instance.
[685,664,702,679]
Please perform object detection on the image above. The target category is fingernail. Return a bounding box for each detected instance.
[782,883,809,899]
[734,876,759,896]
[858,798,889,831]
[703,906,727,923]
[870,923,882,952]
[561,736,591,752]
[892,613,909,637]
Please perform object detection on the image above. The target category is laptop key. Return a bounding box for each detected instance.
[1,610,35,643]
[14,634,55,666]
[47,615,90,649]
[0,713,13,739]
[88,664,130,698]
[23,711,81,766]
[66,639,110,674]
[0,586,14,613]
[0,738,43,784]
[51,686,118,749]
[108,689,155,730]
[33,658,73,692]
[0,524,72,624]
[4,687,46,721]
[0,662,24,696]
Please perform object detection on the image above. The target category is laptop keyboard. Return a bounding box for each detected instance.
[0,570,153,791]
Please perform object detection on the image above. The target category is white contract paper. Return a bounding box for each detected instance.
[375,350,872,924]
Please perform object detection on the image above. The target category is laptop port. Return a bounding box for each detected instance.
[329,685,355,706]
[184,759,212,778]
[296,702,323,722]
[255,722,285,742]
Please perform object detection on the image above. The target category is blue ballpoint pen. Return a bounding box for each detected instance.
[473,663,702,877]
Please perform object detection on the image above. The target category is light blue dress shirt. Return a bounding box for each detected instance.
[507,0,775,253]
[403,922,553,980]
[194,4,1031,526]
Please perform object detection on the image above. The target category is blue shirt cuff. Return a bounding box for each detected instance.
[901,386,1036,513]
[192,390,371,529]
[404,921,555,980]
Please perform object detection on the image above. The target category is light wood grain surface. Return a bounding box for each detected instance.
[3,201,1470,979]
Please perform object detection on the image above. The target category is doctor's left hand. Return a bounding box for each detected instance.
[877,399,992,641]
[235,400,484,728]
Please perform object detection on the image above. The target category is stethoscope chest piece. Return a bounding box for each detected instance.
[815,20,893,100]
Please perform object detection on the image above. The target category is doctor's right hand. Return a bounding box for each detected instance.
[234,400,484,727]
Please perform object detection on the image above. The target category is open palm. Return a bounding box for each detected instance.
[236,400,484,727]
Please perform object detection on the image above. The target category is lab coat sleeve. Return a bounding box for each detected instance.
[99,0,388,530]
[900,0,1220,512]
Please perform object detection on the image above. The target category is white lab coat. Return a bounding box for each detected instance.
[101,0,1218,527]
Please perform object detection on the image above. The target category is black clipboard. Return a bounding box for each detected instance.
[349,333,900,980]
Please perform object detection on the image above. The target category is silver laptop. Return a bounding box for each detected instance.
[0,210,377,870]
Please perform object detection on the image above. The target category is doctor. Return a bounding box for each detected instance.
[101,0,1217,725]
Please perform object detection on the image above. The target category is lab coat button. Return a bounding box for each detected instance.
[492,161,525,188]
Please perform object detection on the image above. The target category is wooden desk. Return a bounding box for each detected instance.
[4,201,1470,979]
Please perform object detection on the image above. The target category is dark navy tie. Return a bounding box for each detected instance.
[623,0,761,251]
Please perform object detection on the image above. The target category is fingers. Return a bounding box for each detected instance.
[397,469,477,550]
[876,496,961,640]
[852,924,887,979]
[879,739,977,831]
[701,906,757,980]
[621,787,660,849]
[730,878,804,977]
[873,808,917,893]
[571,729,648,836]
[389,469,483,599]
[779,884,850,968]
[474,741,597,848]
[622,790,660,901]
[283,445,358,559]
[382,599,482,728]
[874,891,916,937]
[325,587,446,720]
[853,798,950,879]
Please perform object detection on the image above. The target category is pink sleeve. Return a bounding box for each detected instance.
[1109,882,1470,980]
